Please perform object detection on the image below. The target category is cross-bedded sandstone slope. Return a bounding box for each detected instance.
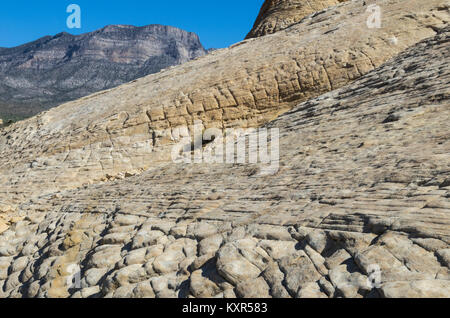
[0,0,448,210]
[0,27,448,298]
[246,0,348,38]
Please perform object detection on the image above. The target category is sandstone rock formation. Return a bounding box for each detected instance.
[0,27,448,298]
[0,24,207,120]
[0,0,447,208]
[246,0,348,38]
[0,0,449,298]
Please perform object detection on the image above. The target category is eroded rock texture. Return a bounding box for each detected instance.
[0,0,449,298]
[0,0,448,209]
[0,24,449,298]
[246,0,348,38]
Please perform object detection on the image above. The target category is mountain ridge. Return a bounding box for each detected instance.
[0,24,207,121]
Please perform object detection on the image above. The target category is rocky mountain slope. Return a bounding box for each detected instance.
[0,0,447,208]
[0,0,448,298]
[0,24,207,120]
[1,26,448,299]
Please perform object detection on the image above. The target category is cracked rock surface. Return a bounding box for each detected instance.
[0,23,448,298]
[0,0,448,210]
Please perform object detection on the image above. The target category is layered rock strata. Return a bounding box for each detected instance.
[0,0,447,208]
[0,0,449,298]
[0,25,448,299]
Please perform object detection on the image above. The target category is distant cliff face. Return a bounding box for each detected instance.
[246,0,348,39]
[0,24,207,119]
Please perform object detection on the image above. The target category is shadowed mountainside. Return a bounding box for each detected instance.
[0,24,207,120]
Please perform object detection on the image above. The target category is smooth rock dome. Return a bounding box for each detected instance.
[246,0,348,38]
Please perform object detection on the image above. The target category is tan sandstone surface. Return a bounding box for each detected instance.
[246,0,348,38]
[0,0,448,209]
[0,0,449,298]
[0,27,448,298]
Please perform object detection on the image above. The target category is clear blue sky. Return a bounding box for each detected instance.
[0,0,264,49]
